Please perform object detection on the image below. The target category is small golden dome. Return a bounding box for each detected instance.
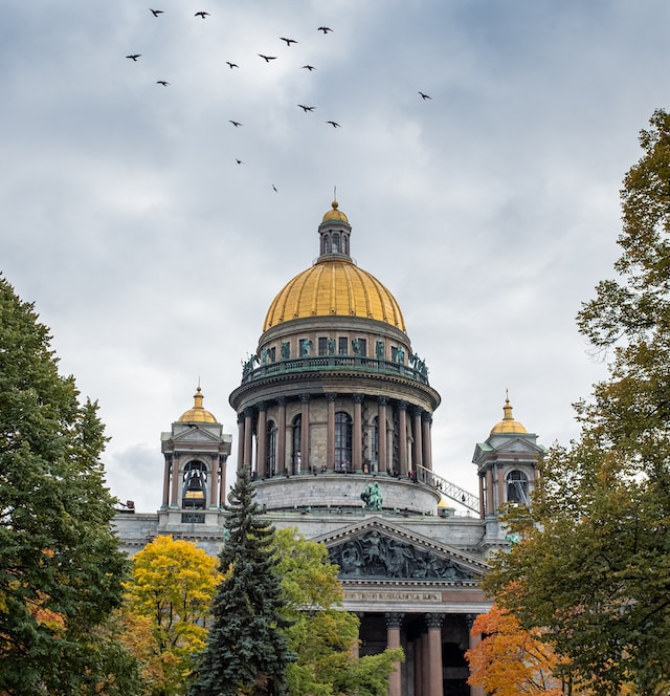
[263,257,406,332]
[179,387,217,424]
[490,395,528,435]
[322,200,349,223]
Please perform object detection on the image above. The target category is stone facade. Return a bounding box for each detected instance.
[113,202,546,696]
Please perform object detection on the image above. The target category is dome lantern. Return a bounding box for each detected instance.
[318,200,352,259]
[489,393,528,435]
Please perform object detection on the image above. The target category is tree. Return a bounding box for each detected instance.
[0,274,140,695]
[122,535,221,696]
[465,604,579,696]
[483,109,670,696]
[274,528,402,696]
[187,467,295,696]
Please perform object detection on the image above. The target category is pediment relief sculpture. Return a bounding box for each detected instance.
[328,531,476,581]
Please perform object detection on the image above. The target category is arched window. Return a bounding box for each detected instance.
[335,412,352,473]
[291,414,302,473]
[507,470,529,504]
[182,460,207,509]
[333,232,340,253]
[266,421,276,477]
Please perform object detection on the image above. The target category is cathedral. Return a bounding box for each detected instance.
[114,201,546,696]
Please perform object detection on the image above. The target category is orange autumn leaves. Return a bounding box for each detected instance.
[466,604,570,696]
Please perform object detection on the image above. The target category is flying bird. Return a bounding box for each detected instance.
[149,8,163,17]
[258,54,277,62]
[272,185,278,192]
[126,54,141,61]
[318,26,333,34]
[229,120,243,127]
[418,91,432,100]
[194,11,210,18]
[235,159,243,164]
[156,80,169,86]
[302,64,316,71]
[226,61,239,69]
[326,120,340,128]
[280,37,298,46]
[298,104,316,112]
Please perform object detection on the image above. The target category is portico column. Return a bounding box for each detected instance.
[413,636,423,696]
[219,456,227,506]
[243,408,254,471]
[209,454,219,508]
[421,631,430,695]
[277,397,287,474]
[377,397,388,473]
[397,401,408,476]
[353,394,363,472]
[466,614,485,696]
[326,393,336,470]
[426,613,444,696]
[412,407,423,472]
[301,394,311,473]
[162,454,172,508]
[351,612,363,660]
[170,454,180,507]
[237,413,245,470]
[256,403,267,478]
[385,612,403,696]
[422,412,433,471]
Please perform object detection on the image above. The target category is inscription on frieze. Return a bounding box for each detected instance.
[346,591,442,602]
[328,531,476,581]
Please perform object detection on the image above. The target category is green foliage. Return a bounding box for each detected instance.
[187,467,295,696]
[123,535,221,696]
[0,275,139,695]
[483,110,670,696]
[273,528,402,696]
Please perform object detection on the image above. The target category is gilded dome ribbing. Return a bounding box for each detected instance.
[264,259,406,332]
[179,387,217,423]
[263,201,406,332]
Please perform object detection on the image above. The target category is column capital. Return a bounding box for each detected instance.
[244,407,255,419]
[301,393,311,404]
[412,406,424,417]
[326,392,338,403]
[164,453,173,463]
[422,411,433,423]
[237,411,245,425]
[385,612,404,629]
[397,400,408,412]
[378,396,389,406]
[256,401,267,413]
[277,396,287,406]
[425,613,445,630]
[353,393,365,404]
[465,613,477,631]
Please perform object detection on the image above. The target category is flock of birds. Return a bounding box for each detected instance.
[126,8,432,190]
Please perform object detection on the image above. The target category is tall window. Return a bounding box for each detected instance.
[338,337,348,355]
[333,233,340,253]
[371,416,379,470]
[506,470,529,504]
[318,337,328,356]
[182,460,207,509]
[292,414,302,473]
[335,412,352,473]
[266,421,276,476]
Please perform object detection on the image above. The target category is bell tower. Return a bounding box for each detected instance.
[472,393,546,555]
[158,387,232,533]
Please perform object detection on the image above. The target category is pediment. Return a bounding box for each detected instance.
[171,427,222,444]
[314,517,488,583]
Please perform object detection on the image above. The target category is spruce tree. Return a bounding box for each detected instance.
[0,274,139,695]
[187,467,295,696]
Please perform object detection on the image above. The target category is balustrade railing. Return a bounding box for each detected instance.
[241,355,429,385]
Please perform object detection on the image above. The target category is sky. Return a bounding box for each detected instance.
[2,0,667,513]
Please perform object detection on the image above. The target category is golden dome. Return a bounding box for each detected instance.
[322,200,349,223]
[490,395,528,435]
[263,257,406,332]
[178,387,218,424]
